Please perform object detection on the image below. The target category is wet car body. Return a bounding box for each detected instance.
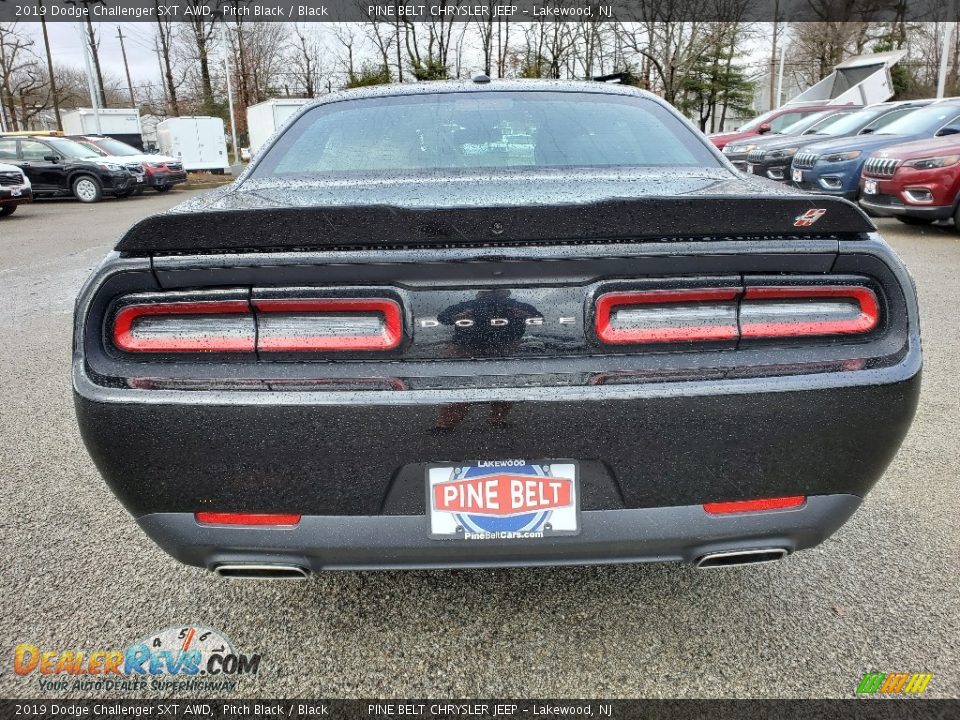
[859,135,960,224]
[73,81,921,574]
[745,101,932,183]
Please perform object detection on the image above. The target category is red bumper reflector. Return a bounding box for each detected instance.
[112,300,255,353]
[594,288,741,344]
[253,298,403,352]
[195,512,302,527]
[739,285,879,338]
[703,496,806,515]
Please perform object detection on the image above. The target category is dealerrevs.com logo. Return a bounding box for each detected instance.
[13,626,262,693]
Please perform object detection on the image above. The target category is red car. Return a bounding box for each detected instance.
[859,136,960,226]
[709,105,844,150]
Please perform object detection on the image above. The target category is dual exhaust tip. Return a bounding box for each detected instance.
[211,550,788,577]
[695,548,789,569]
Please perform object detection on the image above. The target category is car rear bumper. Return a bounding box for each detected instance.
[137,494,862,571]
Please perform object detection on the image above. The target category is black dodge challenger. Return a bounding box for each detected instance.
[73,81,921,577]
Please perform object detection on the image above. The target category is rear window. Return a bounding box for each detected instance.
[253,91,719,177]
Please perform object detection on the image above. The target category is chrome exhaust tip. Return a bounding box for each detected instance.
[695,548,788,569]
[213,563,310,580]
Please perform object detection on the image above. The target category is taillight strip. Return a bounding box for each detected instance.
[740,285,879,338]
[252,298,403,352]
[594,288,741,344]
[704,496,806,514]
[195,512,301,527]
[112,300,255,353]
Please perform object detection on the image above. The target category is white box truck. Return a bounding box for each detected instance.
[157,117,229,173]
[61,108,143,149]
[246,99,310,156]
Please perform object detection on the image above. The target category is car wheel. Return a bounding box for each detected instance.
[72,175,103,203]
[155,185,172,193]
[896,216,934,226]
[0,205,16,217]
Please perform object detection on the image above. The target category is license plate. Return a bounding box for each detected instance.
[792,168,803,183]
[10,189,20,197]
[864,179,877,195]
[427,460,579,540]
[135,175,145,184]
[746,164,755,174]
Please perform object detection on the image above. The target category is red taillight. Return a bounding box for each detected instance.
[195,512,301,527]
[112,295,403,354]
[739,286,879,339]
[594,284,880,345]
[112,300,255,353]
[253,298,402,352]
[703,496,806,515]
[594,288,741,344]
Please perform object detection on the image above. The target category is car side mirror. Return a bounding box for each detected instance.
[758,123,772,134]
[43,154,60,163]
[936,127,960,136]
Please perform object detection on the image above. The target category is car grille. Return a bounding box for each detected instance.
[166,162,183,171]
[747,149,765,163]
[0,171,23,186]
[864,157,899,177]
[124,162,145,174]
[793,151,818,169]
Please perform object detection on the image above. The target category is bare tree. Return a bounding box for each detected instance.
[289,23,323,97]
[153,0,180,115]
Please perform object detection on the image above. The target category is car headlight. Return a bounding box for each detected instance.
[767,147,799,160]
[727,144,756,154]
[902,155,960,170]
[95,161,123,172]
[821,151,861,163]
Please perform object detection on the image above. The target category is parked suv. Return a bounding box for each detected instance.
[789,100,960,200]
[0,135,142,203]
[723,108,860,172]
[70,135,187,193]
[0,162,32,216]
[859,135,960,226]
[745,101,931,183]
[708,104,846,150]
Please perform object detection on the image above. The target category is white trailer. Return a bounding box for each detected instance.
[786,51,907,107]
[157,117,229,173]
[246,99,310,156]
[61,108,143,149]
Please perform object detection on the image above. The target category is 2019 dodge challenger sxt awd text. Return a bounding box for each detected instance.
[73,81,921,577]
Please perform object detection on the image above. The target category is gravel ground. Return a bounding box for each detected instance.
[0,194,957,699]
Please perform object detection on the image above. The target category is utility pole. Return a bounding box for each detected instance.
[769,2,780,110]
[83,14,108,108]
[76,21,102,133]
[223,55,240,166]
[937,22,955,98]
[38,0,62,129]
[116,26,137,108]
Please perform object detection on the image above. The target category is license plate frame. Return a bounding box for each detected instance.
[864,179,877,195]
[792,168,803,183]
[426,460,580,541]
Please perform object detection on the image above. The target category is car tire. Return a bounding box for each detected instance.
[0,205,16,217]
[72,175,103,203]
[155,185,172,193]
[896,216,934,226]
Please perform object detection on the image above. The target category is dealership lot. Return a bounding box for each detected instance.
[0,193,957,698]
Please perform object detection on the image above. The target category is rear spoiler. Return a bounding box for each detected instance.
[115,196,875,254]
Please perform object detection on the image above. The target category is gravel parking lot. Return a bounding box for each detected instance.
[0,192,957,699]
